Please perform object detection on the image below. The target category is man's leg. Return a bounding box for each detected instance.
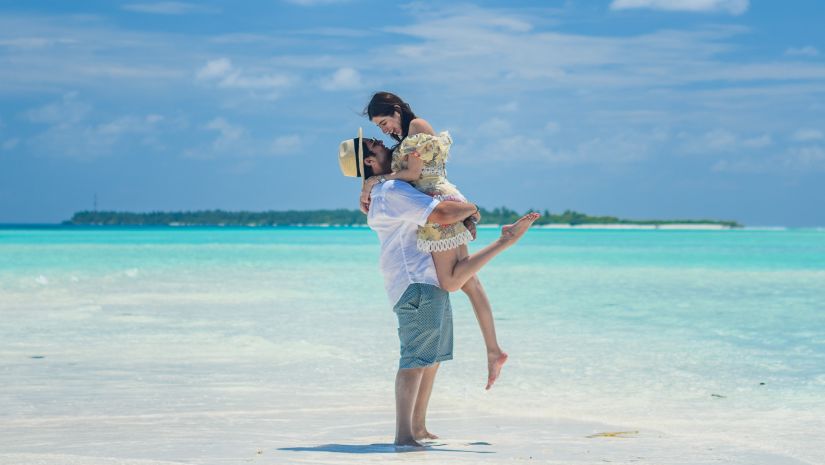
[412,363,440,440]
[393,284,453,447]
[395,367,425,447]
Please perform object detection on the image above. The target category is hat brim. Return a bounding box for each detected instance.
[338,127,367,179]
[356,127,364,184]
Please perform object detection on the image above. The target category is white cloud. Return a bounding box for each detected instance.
[713,145,825,173]
[187,119,300,159]
[575,134,651,163]
[320,67,362,91]
[95,115,164,137]
[783,145,825,170]
[291,27,371,38]
[28,112,167,160]
[0,16,186,92]
[682,129,773,153]
[742,134,771,148]
[221,73,291,90]
[206,117,245,146]
[379,11,825,93]
[497,101,519,113]
[792,129,824,142]
[785,46,820,57]
[181,117,247,159]
[25,93,91,124]
[702,129,738,151]
[2,138,19,150]
[271,135,302,155]
[0,37,77,48]
[283,0,351,6]
[122,2,217,15]
[477,117,512,134]
[20,93,170,160]
[470,132,653,165]
[196,58,233,80]
[196,58,291,91]
[459,113,654,165]
[610,0,749,15]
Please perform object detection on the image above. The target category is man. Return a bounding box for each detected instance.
[338,129,538,447]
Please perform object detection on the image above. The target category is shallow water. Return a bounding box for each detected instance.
[1,226,823,464]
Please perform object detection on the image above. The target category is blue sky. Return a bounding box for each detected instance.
[1,0,824,226]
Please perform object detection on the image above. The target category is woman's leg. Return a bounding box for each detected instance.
[459,263,509,390]
[431,212,540,292]
[429,213,539,388]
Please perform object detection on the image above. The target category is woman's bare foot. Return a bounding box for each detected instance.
[500,212,540,245]
[486,351,509,390]
[413,428,439,441]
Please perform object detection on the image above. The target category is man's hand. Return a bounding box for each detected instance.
[360,176,382,206]
[463,208,480,240]
[469,209,481,225]
[463,217,477,240]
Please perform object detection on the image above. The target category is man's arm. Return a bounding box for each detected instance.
[428,200,477,225]
[376,181,477,227]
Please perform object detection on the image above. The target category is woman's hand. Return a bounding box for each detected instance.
[359,199,370,214]
[360,176,382,206]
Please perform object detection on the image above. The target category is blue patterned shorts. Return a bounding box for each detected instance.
[393,283,453,369]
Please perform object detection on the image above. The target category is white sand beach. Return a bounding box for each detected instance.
[1,408,813,465]
[2,288,820,465]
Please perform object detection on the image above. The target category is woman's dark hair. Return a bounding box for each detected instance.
[364,91,417,143]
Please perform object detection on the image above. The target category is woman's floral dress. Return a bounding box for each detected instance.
[392,131,474,253]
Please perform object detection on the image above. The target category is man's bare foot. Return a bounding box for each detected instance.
[413,428,439,440]
[486,351,509,390]
[500,212,540,245]
[394,436,425,449]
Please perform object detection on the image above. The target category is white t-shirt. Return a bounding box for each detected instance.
[367,180,442,306]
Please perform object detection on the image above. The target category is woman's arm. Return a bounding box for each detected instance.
[381,153,423,182]
[360,118,437,205]
[368,117,434,184]
[360,153,424,205]
[371,118,436,185]
[408,118,436,137]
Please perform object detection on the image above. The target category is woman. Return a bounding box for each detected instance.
[360,91,533,390]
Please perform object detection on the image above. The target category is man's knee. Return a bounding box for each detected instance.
[399,366,425,374]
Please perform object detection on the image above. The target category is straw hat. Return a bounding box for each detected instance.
[338,127,365,178]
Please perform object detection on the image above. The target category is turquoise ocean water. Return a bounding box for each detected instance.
[1,226,824,463]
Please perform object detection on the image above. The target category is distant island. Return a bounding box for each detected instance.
[64,209,742,228]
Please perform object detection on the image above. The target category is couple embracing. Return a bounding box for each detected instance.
[338,92,539,447]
